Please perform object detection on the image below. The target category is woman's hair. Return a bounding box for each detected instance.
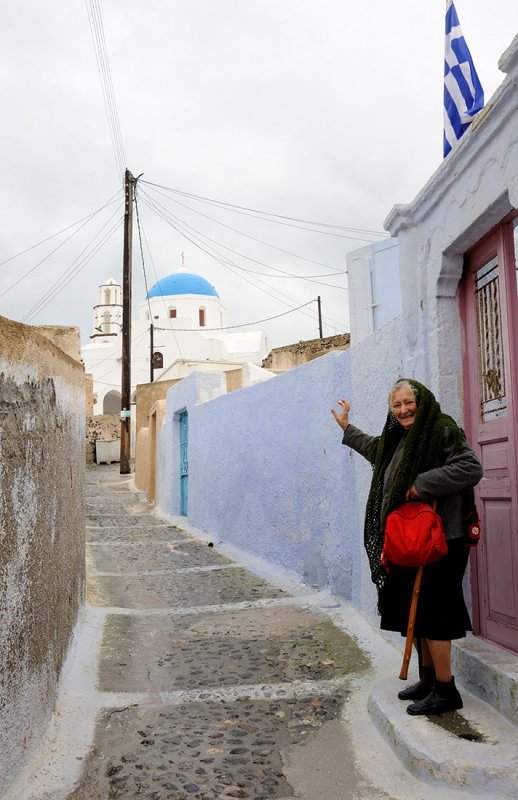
[388,378,418,409]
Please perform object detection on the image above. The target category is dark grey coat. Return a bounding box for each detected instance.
[342,423,483,540]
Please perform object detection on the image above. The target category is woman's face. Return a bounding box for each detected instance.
[391,386,417,430]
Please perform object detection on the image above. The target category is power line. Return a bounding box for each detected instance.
[85,0,126,181]
[140,180,388,240]
[139,187,348,290]
[143,183,346,273]
[140,193,347,333]
[0,190,122,269]
[134,189,186,364]
[139,193,323,326]
[0,199,123,302]
[23,211,123,323]
[88,327,151,384]
[153,300,317,331]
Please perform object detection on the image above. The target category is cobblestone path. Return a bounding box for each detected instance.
[65,466,372,800]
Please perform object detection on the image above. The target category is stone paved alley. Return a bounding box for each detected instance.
[10,466,518,800]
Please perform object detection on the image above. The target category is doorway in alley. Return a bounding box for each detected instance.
[461,215,518,653]
[179,410,188,516]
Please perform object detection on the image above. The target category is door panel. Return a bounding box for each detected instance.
[485,501,515,619]
[461,221,518,653]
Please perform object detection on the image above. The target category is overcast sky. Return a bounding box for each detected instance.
[0,1,516,349]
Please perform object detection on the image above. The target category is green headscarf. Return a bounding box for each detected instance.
[363,379,465,590]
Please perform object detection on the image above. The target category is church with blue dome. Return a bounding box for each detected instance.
[141,271,225,331]
[82,267,271,415]
[146,273,219,299]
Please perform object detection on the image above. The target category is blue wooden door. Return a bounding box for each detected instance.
[179,411,188,515]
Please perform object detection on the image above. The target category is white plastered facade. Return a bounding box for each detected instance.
[81,272,271,414]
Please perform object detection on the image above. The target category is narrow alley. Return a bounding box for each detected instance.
[77,467,373,799]
[12,466,518,800]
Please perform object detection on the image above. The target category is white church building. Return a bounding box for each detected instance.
[82,271,271,414]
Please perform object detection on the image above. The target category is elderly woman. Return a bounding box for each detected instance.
[332,378,483,715]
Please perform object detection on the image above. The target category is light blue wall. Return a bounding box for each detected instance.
[156,313,428,622]
[157,350,368,603]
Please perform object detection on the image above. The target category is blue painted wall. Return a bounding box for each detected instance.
[158,350,367,602]
[156,315,417,622]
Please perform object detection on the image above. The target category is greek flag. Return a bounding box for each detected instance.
[443,0,484,157]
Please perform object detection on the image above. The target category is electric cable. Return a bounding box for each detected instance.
[23,216,123,323]
[139,194,321,324]
[153,300,318,331]
[0,190,122,269]
[140,180,388,240]
[142,183,346,273]
[88,326,150,385]
[0,201,123,302]
[139,193,347,333]
[85,0,126,181]
[23,205,124,322]
[139,186,348,288]
[134,186,187,365]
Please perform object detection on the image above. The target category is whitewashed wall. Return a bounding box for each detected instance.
[346,237,401,344]
[158,354,367,598]
[156,329,419,626]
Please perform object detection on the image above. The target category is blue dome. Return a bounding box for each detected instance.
[147,272,219,299]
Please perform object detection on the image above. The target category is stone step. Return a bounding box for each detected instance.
[369,677,518,797]
[453,634,518,725]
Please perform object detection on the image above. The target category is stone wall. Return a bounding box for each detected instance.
[0,315,85,794]
[262,333,350,372]
[34,325,82,363]
[85,374,94,417]
[85,414,120,464]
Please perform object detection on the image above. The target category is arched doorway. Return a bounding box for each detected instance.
[103,390,121,414]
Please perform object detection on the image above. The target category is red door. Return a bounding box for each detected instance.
[461,218,518,653]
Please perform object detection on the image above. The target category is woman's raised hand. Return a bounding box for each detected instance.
[331,399,350,431]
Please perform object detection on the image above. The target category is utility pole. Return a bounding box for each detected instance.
[317,295,323,339]
[149,323,154,383]
[120,169,135,474]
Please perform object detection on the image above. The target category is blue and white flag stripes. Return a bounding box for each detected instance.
[443,0,484,157]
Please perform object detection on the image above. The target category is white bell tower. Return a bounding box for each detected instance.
[91,276,123,338]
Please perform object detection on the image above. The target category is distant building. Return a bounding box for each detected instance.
[262,333,350,372]
[81,270,271,414]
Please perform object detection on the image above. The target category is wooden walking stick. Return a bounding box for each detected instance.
[399,565,424,680]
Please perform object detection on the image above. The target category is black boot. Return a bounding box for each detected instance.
[406,676,463,716]
[398,666,435,701]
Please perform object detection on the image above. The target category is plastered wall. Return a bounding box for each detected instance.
[157,356,373,607]
[156,325,415,625]
[0,316,85,793]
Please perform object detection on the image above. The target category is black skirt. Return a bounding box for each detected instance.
[379,537,472,640]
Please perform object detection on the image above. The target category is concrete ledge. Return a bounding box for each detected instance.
[453,635,518,725]
[368,678,518,797]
